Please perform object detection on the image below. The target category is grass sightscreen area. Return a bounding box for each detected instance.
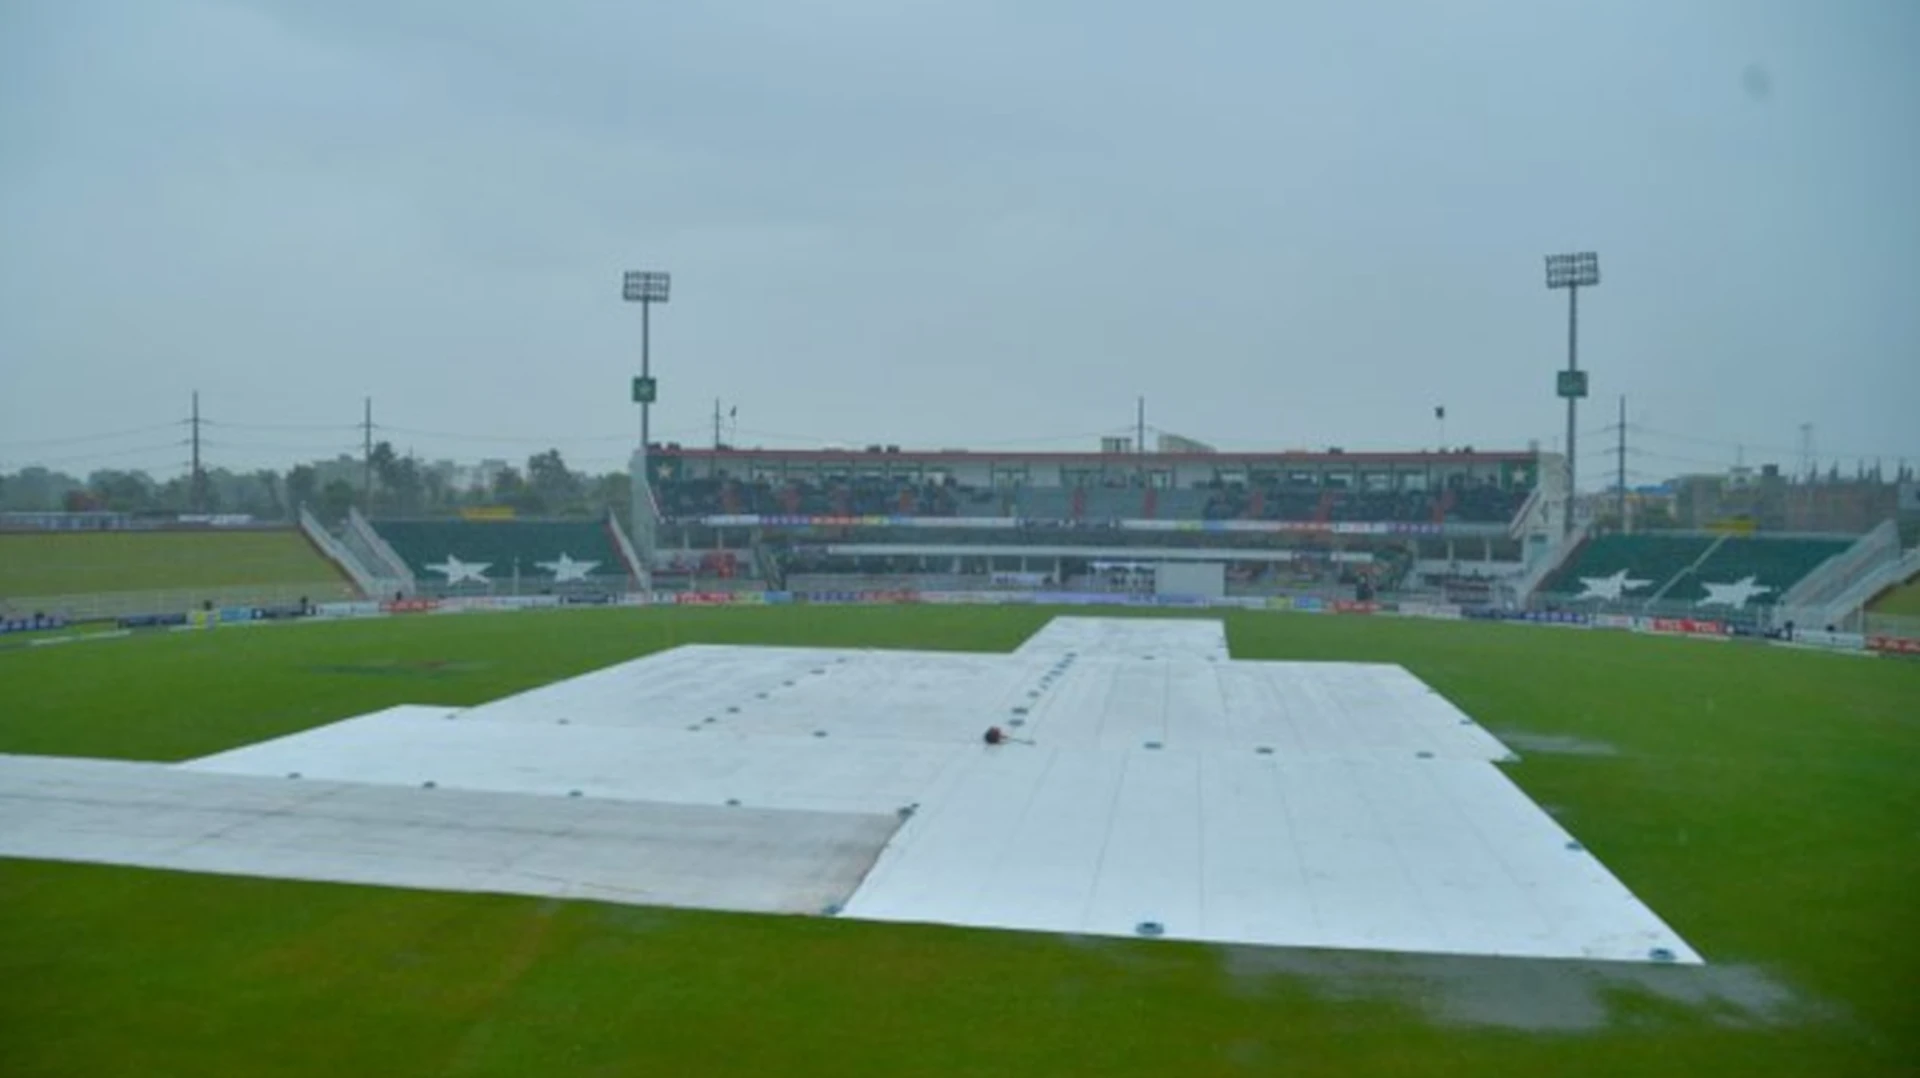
[1869,577,1920,616]
[0,530,348,597]
[1,605,1916,1077]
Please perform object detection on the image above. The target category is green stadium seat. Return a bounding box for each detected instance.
[372,520,633,591]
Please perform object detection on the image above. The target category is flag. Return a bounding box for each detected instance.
[1435,406,1446,420]
[729,406,737,418]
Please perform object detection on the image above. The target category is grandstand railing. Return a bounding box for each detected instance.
[1508,484,1546,541]
[1512,521,1588,600]
[1519,592,1775,631]
[1777,520,1898,611]
[1797,545,1920,632]
[787,573,1002,593]
[299,507,380,598]
[1,583,356,622]
[606,512,650,591]
[346,508,415,594]
[690,513,1504,538]
[1865,612,1920,642]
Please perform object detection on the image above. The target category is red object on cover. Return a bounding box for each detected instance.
[983,726,1006,745]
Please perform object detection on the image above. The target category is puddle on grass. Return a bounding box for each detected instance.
[1497,731,1620,757]
[1219,947,1822,1033]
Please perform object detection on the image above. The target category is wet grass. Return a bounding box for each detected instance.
[0,530,347,597]
[2,606,1916,1076]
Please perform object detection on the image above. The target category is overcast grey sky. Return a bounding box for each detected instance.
[2,0,1916,484]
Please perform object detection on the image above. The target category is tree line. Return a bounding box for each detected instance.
[0,445,632,523]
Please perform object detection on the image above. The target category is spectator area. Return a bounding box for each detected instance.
[1663,537,1852,604]
[0,529,350,599]
[1539,535,1718,599]
[371,520,634,589]
[1540,533,1853,606]
[656,474,1529,526]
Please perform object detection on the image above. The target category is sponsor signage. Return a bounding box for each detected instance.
[1030,592,1137,606]
[316,601,381,618]
[1648,617,1728,637]
[381,598,441,614]
[1868,635,1920,656]
[693,514,1445,535]
[921,591,1026,605]
[117,612,189,629]
[1332,600,1379,615]
[438,596,561,613]
[1462,609,1592,626]
[1592,613,1638,630]
[1396,602,1465,621]
[0,613,66,635]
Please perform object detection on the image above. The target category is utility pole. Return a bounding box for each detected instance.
[713,398,723,451]
[1616,396,1627,533]
[189,391,204,512]
[362,397,373,510]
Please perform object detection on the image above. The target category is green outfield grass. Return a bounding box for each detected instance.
[1868,577,1920,616]
[0,530,348,598]
[2,607,1917,1077]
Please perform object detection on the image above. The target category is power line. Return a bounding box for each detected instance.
[1629,423,1912,463]
[375,424,643,446]
[205,420,360,433]
[4,441,191,468]
[0,422,184,449]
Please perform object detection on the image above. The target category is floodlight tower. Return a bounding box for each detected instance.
[622,270,672,458]
[1545,251,1599,535]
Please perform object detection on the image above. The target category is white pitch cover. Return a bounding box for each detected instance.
[0,617,1699,963]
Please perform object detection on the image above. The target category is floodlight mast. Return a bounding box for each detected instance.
[1545,252,1599,536]
[622,271,672,458]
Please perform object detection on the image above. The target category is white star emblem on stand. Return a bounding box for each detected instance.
[1698,576,1771,607]
[1574,569,1651,601]
[425,555,491,585]
[536,553,600,583]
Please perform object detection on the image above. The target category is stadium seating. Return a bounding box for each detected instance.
[1539,535,1719,599]
[1662,537,1853,604]
[1012,487,1073,521]
[1154,488,1212,520]
[371,520,633,590]
[1540,533,1851,608]
[653,471,1532,526]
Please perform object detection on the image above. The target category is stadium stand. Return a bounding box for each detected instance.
[370,519,636,592]
[1539,535,1719,600]
[654,474,1528,526]
[1539,533,1852,608]
[1661,536,1854,605]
